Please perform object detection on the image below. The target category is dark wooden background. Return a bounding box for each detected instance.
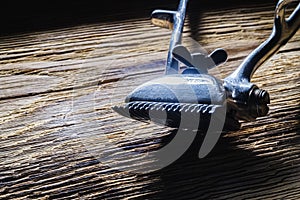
[0,1,299,199]
[0,0,275,36]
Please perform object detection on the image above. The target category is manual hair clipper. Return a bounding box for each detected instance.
[112,0,300,131]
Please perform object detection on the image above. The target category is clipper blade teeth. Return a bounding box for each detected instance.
[112,101,224,129]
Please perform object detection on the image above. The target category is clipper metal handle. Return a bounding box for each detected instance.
[227,0,300,81]
[224,0,300,121]
[151,0,189,74]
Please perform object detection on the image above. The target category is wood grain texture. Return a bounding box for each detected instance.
[0,3,299,200]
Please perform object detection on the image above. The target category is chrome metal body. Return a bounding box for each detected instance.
[113,0,300,131]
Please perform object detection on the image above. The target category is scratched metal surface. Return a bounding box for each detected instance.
[0,3,299,200]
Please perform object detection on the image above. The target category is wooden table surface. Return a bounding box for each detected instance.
[0,2,299,200]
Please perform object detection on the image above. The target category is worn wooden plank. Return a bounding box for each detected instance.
[0,3,299,200]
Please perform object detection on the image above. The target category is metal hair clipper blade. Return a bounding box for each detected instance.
[112,0,300,131]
